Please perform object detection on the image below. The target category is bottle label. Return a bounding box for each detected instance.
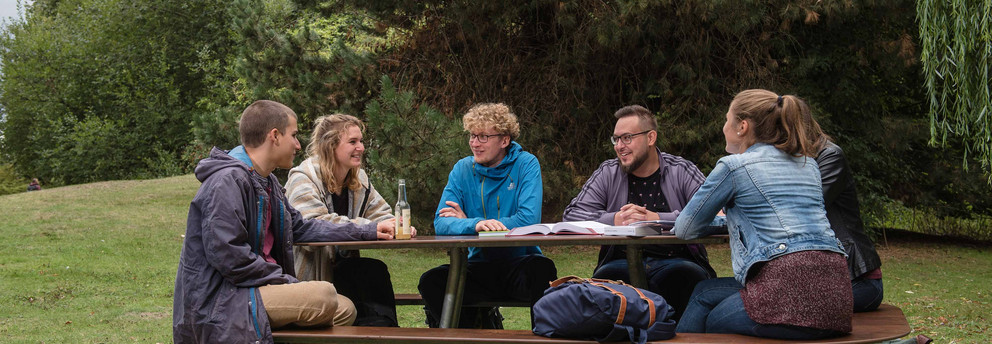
[395,208,411,239]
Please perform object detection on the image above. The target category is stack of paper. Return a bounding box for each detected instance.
[603,225,670,236]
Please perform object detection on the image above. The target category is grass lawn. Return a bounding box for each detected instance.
[0,174,989,343]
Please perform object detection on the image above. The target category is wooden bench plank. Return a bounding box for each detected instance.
[395,293,530,308]
[394,293,425,306]
[274,304,911,344]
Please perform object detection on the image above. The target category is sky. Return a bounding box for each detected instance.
[0,0,28,27]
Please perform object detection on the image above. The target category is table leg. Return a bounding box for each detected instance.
[626,245,648,288]
[314,246,328,282]
[439,247,468,328]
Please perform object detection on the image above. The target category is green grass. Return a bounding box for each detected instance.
[0,175,989,343]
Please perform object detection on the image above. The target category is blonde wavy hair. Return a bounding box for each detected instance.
[730,89,828,157]
[306,114,365,194]
[462,103,520,140]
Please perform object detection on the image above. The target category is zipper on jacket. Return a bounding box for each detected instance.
[480,176,487,218]
[277,201,285,247]
[479,175,503,219]
[255,196,264,255]
[249,287,262,339]
[496,196,500,219]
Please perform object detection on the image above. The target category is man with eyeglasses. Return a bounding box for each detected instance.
[419,103,557,329]
[562,105,715,321]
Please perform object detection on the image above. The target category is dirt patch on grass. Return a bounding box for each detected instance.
[127,312,169,320]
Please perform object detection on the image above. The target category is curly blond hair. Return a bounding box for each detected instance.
[462,103,520,140]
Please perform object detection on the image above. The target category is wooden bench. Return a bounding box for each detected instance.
[273,303,912,343]
[395,293,530,308]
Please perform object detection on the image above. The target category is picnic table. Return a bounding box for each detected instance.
[296,233,729,328]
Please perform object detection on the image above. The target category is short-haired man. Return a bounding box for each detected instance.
[563,105,715,320]
[419,103,557,328]
[173,100,395,343]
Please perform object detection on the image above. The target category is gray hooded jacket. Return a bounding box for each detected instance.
[173,146,377,343]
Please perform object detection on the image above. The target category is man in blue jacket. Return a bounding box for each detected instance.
[173,100,395,343]
[562,105,715,321]
[419,103,557,328]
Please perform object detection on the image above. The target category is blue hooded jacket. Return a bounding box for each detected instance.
[434,141,543,261]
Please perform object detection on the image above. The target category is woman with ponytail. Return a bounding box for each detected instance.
[285,114,412,326]
[673,89,852,339]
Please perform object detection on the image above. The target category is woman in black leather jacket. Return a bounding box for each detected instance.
[815,138,884,312]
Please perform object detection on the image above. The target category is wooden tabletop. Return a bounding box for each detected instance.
[295,234,729,249]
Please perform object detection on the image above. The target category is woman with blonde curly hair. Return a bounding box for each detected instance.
[285,113,412,326]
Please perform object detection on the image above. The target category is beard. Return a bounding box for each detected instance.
[620,149,649,174]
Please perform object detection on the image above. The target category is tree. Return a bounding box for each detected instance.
[918,0,992,175]
[0,0,235,184]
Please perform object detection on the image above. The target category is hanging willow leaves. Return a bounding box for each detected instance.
[918,0,992,177]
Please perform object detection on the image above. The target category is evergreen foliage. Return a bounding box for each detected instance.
[0,164,29,196]
[363,76,463,228]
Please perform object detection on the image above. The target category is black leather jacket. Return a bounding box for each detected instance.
[816,142,882,280]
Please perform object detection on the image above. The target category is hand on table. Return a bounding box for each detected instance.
[614,204,660,225]
[376,219,417,239]
[475,219,508,232]
[376,218,395,240]
[438,201,467,218]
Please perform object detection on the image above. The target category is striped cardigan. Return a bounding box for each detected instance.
[284,157,393,282]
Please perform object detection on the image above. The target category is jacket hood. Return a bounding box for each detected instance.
[473,141,524,179]
[194,146,252,182]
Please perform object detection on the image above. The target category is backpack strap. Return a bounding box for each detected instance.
[589,282,627,324]
[630,285,656,325]
[548,275,585,287]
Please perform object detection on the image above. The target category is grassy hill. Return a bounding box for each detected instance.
[0,175,988,342]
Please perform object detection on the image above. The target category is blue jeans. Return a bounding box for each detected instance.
[677,278,843,340]
[852,277,883,312]
[418,254,557,328]
[592,257,710,321]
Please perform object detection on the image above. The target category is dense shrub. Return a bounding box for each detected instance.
[0,164,30,196]
[0,0,235,184]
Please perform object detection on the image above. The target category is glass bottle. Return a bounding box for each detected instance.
[394,179,411,240]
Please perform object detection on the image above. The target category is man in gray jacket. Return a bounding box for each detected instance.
[562,105,715,320]
[173,100,395,343]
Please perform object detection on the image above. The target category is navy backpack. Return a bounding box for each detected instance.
[532,276,676,344]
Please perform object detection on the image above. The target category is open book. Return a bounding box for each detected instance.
[507,221,607,236]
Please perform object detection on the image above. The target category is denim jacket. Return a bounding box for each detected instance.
[673,143,845,286]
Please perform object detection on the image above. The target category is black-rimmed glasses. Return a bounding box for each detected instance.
[610,130,651,145]
[469,133,505,143]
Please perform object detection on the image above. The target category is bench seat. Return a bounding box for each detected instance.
[273,304,911,344]
[395,293,530,308]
